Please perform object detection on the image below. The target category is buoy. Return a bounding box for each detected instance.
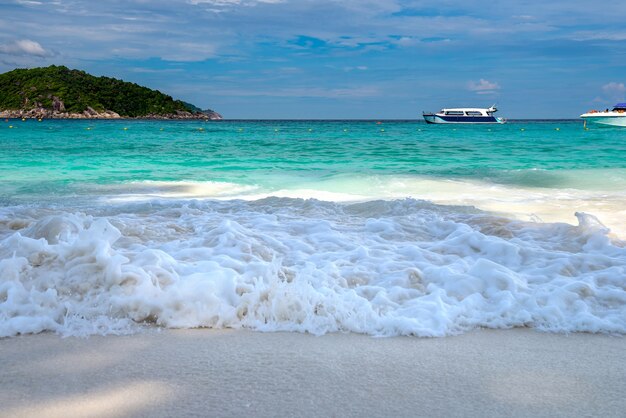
[21,118,26,121]
[380,129,385,132]
[160,128,164,131]
[9,125,13,128]
[38,118,42,122]
[274,129,278,132]
[343,129,348,132]
[308,129,312,132]
[238,128,243,132]
[86,127,92,130]
[520,128,525,131]
[555,128,560,131]
[123,127,128,130]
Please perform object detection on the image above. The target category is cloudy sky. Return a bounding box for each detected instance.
[1,0,625,118]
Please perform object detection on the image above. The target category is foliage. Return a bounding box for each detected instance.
[0,65,200,117]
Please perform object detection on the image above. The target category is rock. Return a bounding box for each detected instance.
[203,110,223,120]
[0,106,218,120]
[52,96,65,112]
[83,106,102,117]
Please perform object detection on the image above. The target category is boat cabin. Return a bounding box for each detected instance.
[440,107,495,117]
[612,103,626,112]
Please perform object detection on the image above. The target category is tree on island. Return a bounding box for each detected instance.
[0,65,221,119]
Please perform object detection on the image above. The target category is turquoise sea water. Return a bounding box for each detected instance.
[1,118,626,337]
[1,119,626,203]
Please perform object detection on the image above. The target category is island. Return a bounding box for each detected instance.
[0,65,222,120]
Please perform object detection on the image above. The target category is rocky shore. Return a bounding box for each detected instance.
[0,107,222,120]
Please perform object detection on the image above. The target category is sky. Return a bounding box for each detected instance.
[0,0,625,119]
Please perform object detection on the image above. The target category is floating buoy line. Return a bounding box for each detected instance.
[3,122,568,135]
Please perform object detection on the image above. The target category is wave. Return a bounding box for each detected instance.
[98,174,626,237]
[1,198,625,338]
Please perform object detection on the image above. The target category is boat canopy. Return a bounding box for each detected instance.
[613,103,626,109]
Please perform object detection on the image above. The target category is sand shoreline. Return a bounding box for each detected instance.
[1,328,624,417]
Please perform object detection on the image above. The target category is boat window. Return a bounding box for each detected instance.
[445,111,464,115]
[466,111,483,116]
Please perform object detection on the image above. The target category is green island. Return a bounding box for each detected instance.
[0,65,221,119]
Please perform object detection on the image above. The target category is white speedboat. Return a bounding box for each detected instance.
[580,103,626,127]
[423,105,505,124]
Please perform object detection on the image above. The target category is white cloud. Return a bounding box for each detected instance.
[159,42,217,62]
[602,82,626,94]
[0,39,48,56]
[602,82,625,102]
[344,66,368,71]
[573,31,626,41]
[467,79,500,94]
[209,85,379,98]
[15,0,43,5]
[396,37,415,47]
[188,0,242,5]
[129,67,184,73]
[187,0,285,5]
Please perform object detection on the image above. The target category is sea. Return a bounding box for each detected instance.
[1,118,625,337]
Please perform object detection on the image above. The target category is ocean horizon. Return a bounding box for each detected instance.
[4,117,584,121]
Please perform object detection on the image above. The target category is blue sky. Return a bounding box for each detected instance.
[1,0,625,119]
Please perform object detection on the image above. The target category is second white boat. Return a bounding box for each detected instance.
[580,103,626,127]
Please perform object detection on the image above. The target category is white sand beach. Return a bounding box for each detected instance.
[1,328,624,418]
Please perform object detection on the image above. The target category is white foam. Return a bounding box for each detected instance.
[103,180,260,202]
[1,199,625,338]
[102,175,626,237]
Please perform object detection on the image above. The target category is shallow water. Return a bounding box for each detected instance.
[1,119,625,337]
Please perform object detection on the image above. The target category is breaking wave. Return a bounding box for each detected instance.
[1,198,625,338]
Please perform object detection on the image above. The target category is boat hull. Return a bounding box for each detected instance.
[581,115,626,127]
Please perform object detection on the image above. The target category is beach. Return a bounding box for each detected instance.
[1,328,624,418]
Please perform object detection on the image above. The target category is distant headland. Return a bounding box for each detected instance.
[0,65,222,120]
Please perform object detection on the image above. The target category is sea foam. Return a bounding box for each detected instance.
[1,198,625,338]
[103,175,626,237]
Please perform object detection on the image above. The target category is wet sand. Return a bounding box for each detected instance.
[1,328,624,417]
